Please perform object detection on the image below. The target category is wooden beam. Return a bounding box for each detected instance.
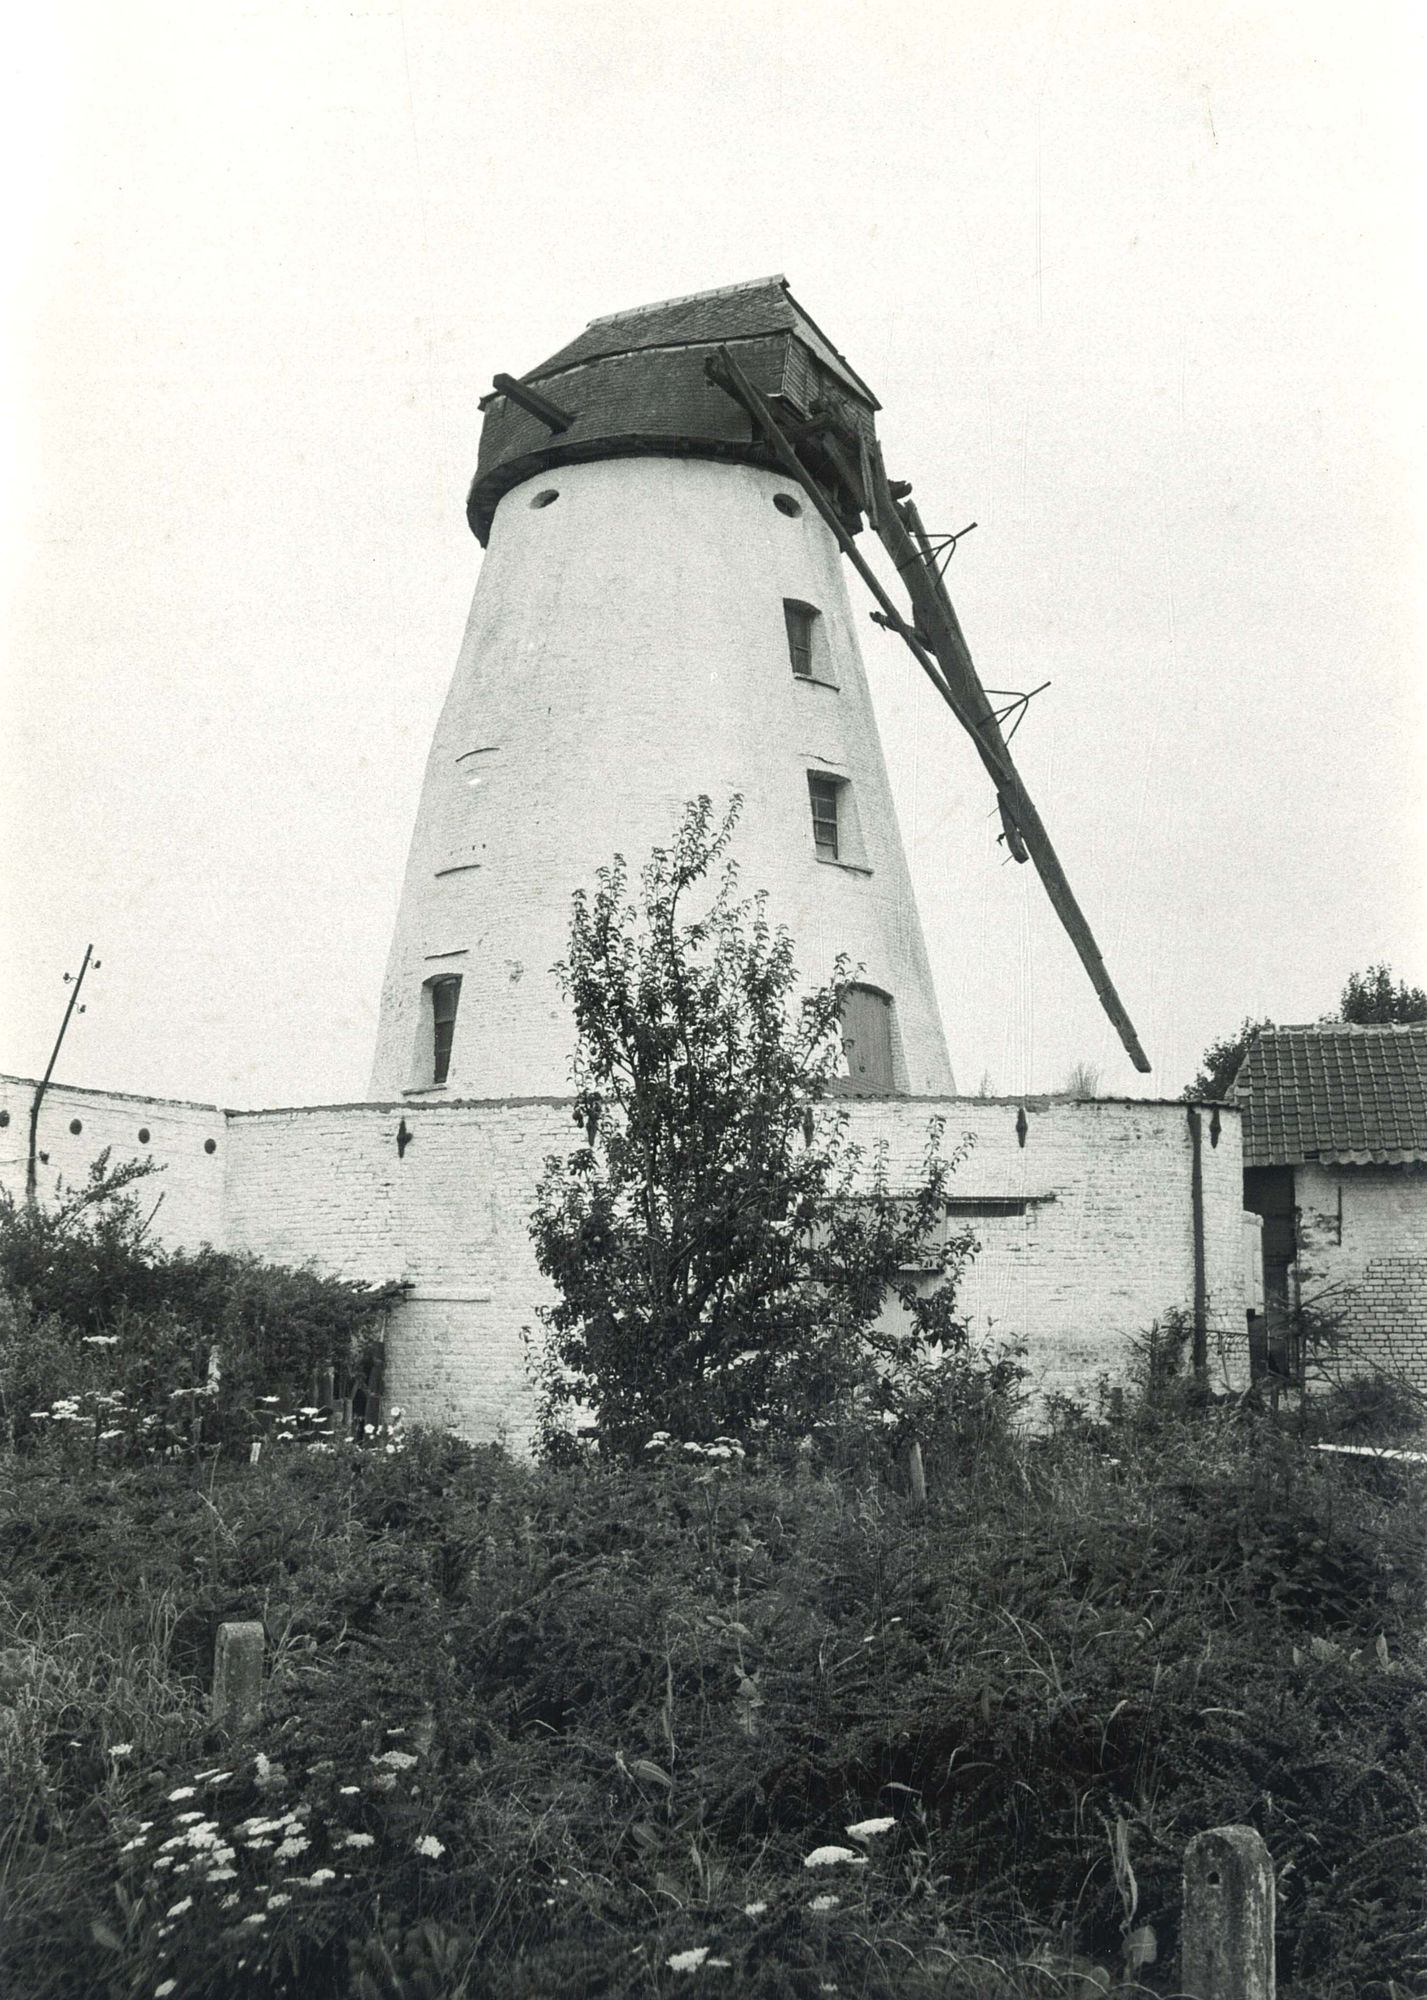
[865,447,1151,1073]
[491,372,575,434]
[705,348,1011,773]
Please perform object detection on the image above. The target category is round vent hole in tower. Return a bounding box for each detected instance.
[138,1128,151,1144]
[529,488,560,509]
[69,1118,83,1135]
[204,1138,217,1155]
[773,493,803,517]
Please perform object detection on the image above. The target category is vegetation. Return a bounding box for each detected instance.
[529,796,982,1463]
[2,1359,1423,1999]
[0,1154,396,1459]
[1337,962,1427,1026]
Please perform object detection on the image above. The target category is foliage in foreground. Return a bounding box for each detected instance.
[530,797,981,1461]
[0,1157,396,1458]
[2,1386,1424,2000]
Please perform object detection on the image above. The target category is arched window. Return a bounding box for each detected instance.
[430,976,462,1085]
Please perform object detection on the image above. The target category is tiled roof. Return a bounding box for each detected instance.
[523,276,879,409]
[1231,1023,1427,1167]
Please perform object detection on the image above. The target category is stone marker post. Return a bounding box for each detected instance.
[212,1620,265,1734]
[907,1439,927,1508]
[1182,1825,1275,2000]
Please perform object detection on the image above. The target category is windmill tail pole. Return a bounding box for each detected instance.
[27,943,95,1208]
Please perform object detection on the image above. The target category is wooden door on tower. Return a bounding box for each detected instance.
[839,984,895,1093]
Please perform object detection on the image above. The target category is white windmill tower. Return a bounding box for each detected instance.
[369,277,1147,1103]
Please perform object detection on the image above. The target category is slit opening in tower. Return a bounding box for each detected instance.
[419,973,463,1087]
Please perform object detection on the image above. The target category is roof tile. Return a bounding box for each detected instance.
[1232,1023,1427,1167]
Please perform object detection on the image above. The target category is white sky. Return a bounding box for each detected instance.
[2,0,1424,1108]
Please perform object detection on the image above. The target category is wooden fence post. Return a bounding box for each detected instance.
[1182,1825,1275,1999]
[907,1438,927,1507]
[212,1620,265,1735]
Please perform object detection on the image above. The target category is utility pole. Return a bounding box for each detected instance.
[26,944,99,1208]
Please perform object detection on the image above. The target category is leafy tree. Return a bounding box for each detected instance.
[1184,1017,1274,1101]
[1337,962,1427,1025]
[528,797,981,1461]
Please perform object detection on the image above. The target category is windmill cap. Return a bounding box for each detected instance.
[466,275,880,542]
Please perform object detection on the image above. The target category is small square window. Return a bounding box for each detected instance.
[808,773,840,858]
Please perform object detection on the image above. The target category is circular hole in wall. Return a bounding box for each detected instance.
[69,1118,83,1135]
[138,1127,151,1145]
[529,488,560,509]
[0,1109,9,1128]
[773,493,803,517]
[204,1138,217,1155]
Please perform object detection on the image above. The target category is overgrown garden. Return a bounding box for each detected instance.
[2,803,1423,1998]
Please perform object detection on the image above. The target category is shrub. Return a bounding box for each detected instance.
[529,797,988,1463]
[0,1153,397,1458]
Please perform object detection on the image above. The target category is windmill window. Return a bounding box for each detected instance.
[773,492,803,518]
[529,488,559,509]
[808,773,841,858]
[784,600,818,679]
[430,975,462,1085]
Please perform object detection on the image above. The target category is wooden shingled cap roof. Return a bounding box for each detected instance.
[515,275,879,409]
[1231,1022,1427,1167]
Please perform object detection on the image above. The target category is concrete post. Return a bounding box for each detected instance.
[1182,1825,1275,2000]
[907,1439,927,1507]
[212,1620,265,1734]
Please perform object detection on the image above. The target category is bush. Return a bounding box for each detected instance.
[530,797,986,1463]
[0,1154,398,1458]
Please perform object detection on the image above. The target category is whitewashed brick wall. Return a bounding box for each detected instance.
[1294,1161,1427,1386]
[0,1076,1248,1440]
[0,1074,228,1247]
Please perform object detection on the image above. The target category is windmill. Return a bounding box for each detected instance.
[369,277,1146,1104]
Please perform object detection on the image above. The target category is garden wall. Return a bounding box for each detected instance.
[0,1075,1248,1442]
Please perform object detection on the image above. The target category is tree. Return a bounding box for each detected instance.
[1337,963,1427,1025]
[1184,1017,1274,1101]
[528,797,980,1461]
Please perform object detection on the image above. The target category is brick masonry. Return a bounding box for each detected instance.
[1,1074,1250,1442]
[1293,1160,1427,1384]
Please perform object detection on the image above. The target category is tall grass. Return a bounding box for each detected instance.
[2,1395,1423,1999]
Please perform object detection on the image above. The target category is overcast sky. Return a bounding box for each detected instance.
[2,0,1423,1109]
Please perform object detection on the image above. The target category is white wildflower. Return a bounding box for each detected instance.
[119,1835,147,1854]
[156,1983,177,1998]
[175,1811,204,1824]
[241,1912,267,1926]
[273,1836,310,1862]
[372,1750,418,1770]
[110,1743,134,1759]
[302,1867,337,1886]
[192,1766,232,1783]
[666,1947,710,1972]
[166,1786,195,1801]
[82,1335,119,1346]
[808,1893,840,1912]
[743,1901,768,1917]
[339,1831,375,1848]
[414,1834,445,1858]
[803,1846,867,1869]
[267,1892,291,1907]
[845,1816,896,1840]
[220,1893,240,1909]
[338,1785,360,1795]
[165,1896,193,1918]
[206,1865,238,1881]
